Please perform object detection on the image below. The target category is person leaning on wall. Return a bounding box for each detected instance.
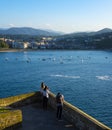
[56,92,64,120]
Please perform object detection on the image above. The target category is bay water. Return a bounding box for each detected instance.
[0,50,112,128]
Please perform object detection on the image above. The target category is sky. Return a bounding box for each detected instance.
[0,0,112,33]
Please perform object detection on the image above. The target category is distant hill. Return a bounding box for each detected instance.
[0,27,112,37]
[64,28,112,37]
[94,28,112,35]
[0,27,62,36]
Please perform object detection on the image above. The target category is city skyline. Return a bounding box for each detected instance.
[0,0,112,33]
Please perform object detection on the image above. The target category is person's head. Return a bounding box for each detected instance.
[44,85,48,91]
[57,92,60,96]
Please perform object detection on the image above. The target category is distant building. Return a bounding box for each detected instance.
[0,38,5,41]
[12,42,28,49]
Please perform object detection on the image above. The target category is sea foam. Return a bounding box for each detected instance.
[96,75,112,81]
[50,74,80,79]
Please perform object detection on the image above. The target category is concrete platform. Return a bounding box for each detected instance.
[16,103,75,130]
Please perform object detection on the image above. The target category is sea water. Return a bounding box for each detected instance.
[0,50,112,128]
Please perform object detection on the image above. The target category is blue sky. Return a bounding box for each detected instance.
[0,0,112,33]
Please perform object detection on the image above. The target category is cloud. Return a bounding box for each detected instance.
[45,23,52,28]
[36,23,52,29]
[9,24,15,27]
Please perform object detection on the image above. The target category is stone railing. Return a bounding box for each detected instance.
[48,92,111,130]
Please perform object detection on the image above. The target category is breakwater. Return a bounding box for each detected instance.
[0,91,111,130]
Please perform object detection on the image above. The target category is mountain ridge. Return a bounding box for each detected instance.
[0,27,62,36]
[0,27,112,36]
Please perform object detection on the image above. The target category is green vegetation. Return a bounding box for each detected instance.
[0,32,112,50]
[0,40,9,48]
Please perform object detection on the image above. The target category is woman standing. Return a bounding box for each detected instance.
[40,82,45,94]
[42,86,50,110]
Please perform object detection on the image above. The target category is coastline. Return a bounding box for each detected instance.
[0,48,111,52]
[0,48,34,52]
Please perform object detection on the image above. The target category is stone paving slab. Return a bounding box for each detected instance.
[16,103,75,130]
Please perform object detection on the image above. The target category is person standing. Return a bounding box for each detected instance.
[42,86,50,110]
[56,92,64,120]
[40,82,45,94]
[40,82,45,105]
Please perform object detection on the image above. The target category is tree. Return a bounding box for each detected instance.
[0,40,9,48]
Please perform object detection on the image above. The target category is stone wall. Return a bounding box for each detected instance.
[0,109,22,130]
[0,91,111,130]
[0,92,40,130]
[48,92,111,130]
[0,92,41,107]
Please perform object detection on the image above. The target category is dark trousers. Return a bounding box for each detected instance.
[43,96,48,109]
[56,105,62,119]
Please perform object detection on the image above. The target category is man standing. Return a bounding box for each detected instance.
[56,92,64,120]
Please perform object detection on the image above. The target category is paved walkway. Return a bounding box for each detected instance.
[16,103,75,130]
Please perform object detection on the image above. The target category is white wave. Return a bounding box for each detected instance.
[50,74,80,79]
[96,75,112,81]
